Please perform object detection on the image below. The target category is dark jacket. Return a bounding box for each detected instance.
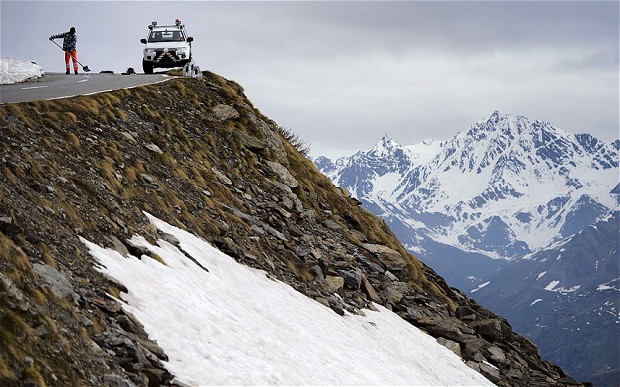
[50,31,77,51]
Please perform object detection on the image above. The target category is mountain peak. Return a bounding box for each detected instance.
[369,134,402,157]
[380,133,398,145]
[482,111,531,133]
[489,110,504,119]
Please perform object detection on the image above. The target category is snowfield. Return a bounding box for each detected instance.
[82,213,492,386]
[0,57,44,84]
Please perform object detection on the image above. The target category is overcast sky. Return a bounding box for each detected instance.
[2,1,618,158]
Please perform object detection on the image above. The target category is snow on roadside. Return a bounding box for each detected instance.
[0,57,44,84]
[82,213,492,386]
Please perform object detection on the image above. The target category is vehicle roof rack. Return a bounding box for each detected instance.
[149,20,184,30]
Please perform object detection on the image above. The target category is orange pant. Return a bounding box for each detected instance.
[65,50,78,72]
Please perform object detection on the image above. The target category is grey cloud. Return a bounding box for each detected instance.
[1,1,617,158]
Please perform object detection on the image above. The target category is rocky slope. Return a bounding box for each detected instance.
[0,72,583,386]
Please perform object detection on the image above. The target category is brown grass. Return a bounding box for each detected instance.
[97,158,122,192]
[37,243,56,268]
[147,253,167,265]
[62,112,78,125]
[0,234,33,276]
[0,357,15,380]
[1,104,34,127]
[1,166,17,184]
[21,366,46,386]
[66,132,81,148]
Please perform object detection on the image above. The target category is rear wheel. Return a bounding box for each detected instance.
[142,60,153,74]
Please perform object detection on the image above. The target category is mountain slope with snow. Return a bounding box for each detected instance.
[473,209,620,385]
[83,213,492,386]
[315,111,619,384]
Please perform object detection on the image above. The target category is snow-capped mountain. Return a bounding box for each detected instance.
[472,209,620,385]
[317,111,618,288]
[315,111,619,383]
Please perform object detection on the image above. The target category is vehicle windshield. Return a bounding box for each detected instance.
[148,30,185,43]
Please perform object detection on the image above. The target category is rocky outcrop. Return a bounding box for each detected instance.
[0,72,585,386]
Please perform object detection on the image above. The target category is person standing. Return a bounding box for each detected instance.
[49,27,78,74]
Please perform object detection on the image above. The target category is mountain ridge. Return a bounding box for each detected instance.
[320,111,618,261]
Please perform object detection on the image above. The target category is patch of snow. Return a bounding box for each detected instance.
[471,281,491,293]
[82,213,492,386]
[403,139,443,165]
[536,271,547,280]
[597,283,619,291]
[544,280,560,291]
[371,171,403,202]
[0,57,44,84]
[543,280,581,294]
[555,285,581,294]
[530,299,543,306]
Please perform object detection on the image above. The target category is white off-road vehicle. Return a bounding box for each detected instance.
[140,19,193,74]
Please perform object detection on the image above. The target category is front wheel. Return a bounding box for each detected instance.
[142,60,153,74]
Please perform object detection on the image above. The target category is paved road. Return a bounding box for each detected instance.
[0,73,173,104]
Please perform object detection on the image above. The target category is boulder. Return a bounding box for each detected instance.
[348,229,368,242]
[327,295,345,316]
[479,362,501,384]
[471,319,503,342]
[33,263,77,301]
[246,113,289,165]
[437,337,461,357]
[142,368,169,387]
[145,143,162,154]
[211,168,233,186]
[324,219,344,233]
[103,374,137,387]
[424,321,466,344]
[380,285,404,305]
[325,276,345,293]
[260,123,288,165]
[237,131,266,153]
[138,173,155,185]
[462,339,484,358]
[487,346,506,364]
[360,274,381,303]
[455,305,477,321]
[213,104,240,121]
[266,161,298,188]
[361,243,407,271]
[340,270,362,290]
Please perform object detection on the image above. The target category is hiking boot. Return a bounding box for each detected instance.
[74,70,78,75]
[66,70,70,75]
